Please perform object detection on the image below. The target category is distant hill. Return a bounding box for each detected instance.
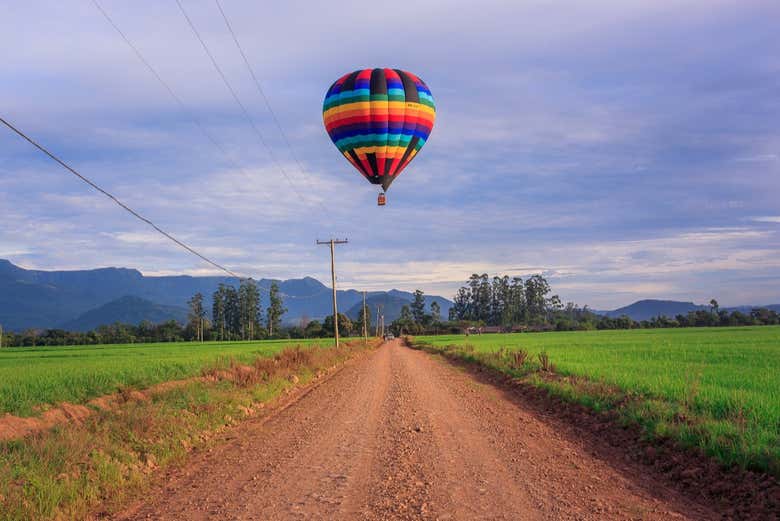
[597,299,780,321]
[344,292,453,325]
[60,296,188,332]
[599,300,706,321]
[722,304,780,314]
[0,259,452,331]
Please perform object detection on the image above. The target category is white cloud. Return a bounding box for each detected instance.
[751,216,780,223]
[734,154,778,162]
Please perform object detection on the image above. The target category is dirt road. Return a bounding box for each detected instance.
[116,340,719,520]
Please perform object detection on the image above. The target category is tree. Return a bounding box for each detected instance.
[399,304,413,322]
[187,292,206,342]
[710,299,719,315]
[430,301,441,323]
[266,282,287,337]
[525,274,551,324]
[465,273,492,322]
[508,277,526,325]
[450,286,470,321]
[304,319,323,338]
[411,289,426,324]
[546,294,563,322]
[491,275,510,326]
[323,313,352,337]
[212,284,227,341]
[224,285,240,340]
[239,279,261,340]
[392,304,417,335]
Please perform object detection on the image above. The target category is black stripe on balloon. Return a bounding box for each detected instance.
[342,70,361,92]
[347,149,369,178]
[370,68,387,95]
[366,152,379,177]
[395,69,419,103]
[326,79,339,98]
[381,174,395,191]
[381,69,394,177]
[370,68,388,178]
[398,135,420,171]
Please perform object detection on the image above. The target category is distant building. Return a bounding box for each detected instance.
[463,325,508,335]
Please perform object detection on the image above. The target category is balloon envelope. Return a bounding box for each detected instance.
[323,68,435,191]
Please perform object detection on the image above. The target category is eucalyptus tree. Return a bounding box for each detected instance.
[266,282,287,337]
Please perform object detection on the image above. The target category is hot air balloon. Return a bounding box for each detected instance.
[323,68,435,206]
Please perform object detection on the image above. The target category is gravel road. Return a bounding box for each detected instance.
[116,340,719,520]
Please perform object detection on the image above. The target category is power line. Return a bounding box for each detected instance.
[8,3,340,301]
[88,0,334,300]
[1,115,242,278]
[213,0,328,214]
[90,0,276,208]
[173,0,312,208]
[1,115,335,301]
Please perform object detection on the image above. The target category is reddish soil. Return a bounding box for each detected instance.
[0,402,93,441]
[107,339,779,520]
[0,378,199,442]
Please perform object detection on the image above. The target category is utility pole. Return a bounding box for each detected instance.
[375,305,381,337]
[317,238,348,347]
[362,291,368,342]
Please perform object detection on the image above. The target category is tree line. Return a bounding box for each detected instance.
[2,274,778,347]
[448,274,560,326]
[387,275,563,335]
[0,279,371,346]
[388,274,780,335]
[206,280,286,341]
[0,280,289,347]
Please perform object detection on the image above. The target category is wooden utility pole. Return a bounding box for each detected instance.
[375,304,383,337]
[375,305,380,337]
[362,291,368,342]
[316,238,348,347]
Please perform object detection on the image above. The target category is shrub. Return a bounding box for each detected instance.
[538,351,555,372]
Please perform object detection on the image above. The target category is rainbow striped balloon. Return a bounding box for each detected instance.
[323,68,435,192]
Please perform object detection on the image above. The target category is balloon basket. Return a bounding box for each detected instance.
[377,192,386,206]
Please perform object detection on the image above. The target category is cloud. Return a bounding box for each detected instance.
[1,1,779,308]
[734,154,778,162]
[751,216,780,223]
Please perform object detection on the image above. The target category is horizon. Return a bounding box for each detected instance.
[4,257,778,311]
[2,1,779,309]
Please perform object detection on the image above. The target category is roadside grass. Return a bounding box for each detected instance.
[0,340,373,520]
[0,338,343,417]
[412,326,780,476]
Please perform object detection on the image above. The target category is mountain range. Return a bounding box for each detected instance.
[595,299,780,322]
[0,259,452,331]
[3,260,777,331]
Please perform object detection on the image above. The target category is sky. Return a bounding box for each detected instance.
[1,0,779,309]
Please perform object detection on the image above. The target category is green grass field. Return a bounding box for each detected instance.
[0,338,337,417]
[415,326,780,474]
[0,338,363,520]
